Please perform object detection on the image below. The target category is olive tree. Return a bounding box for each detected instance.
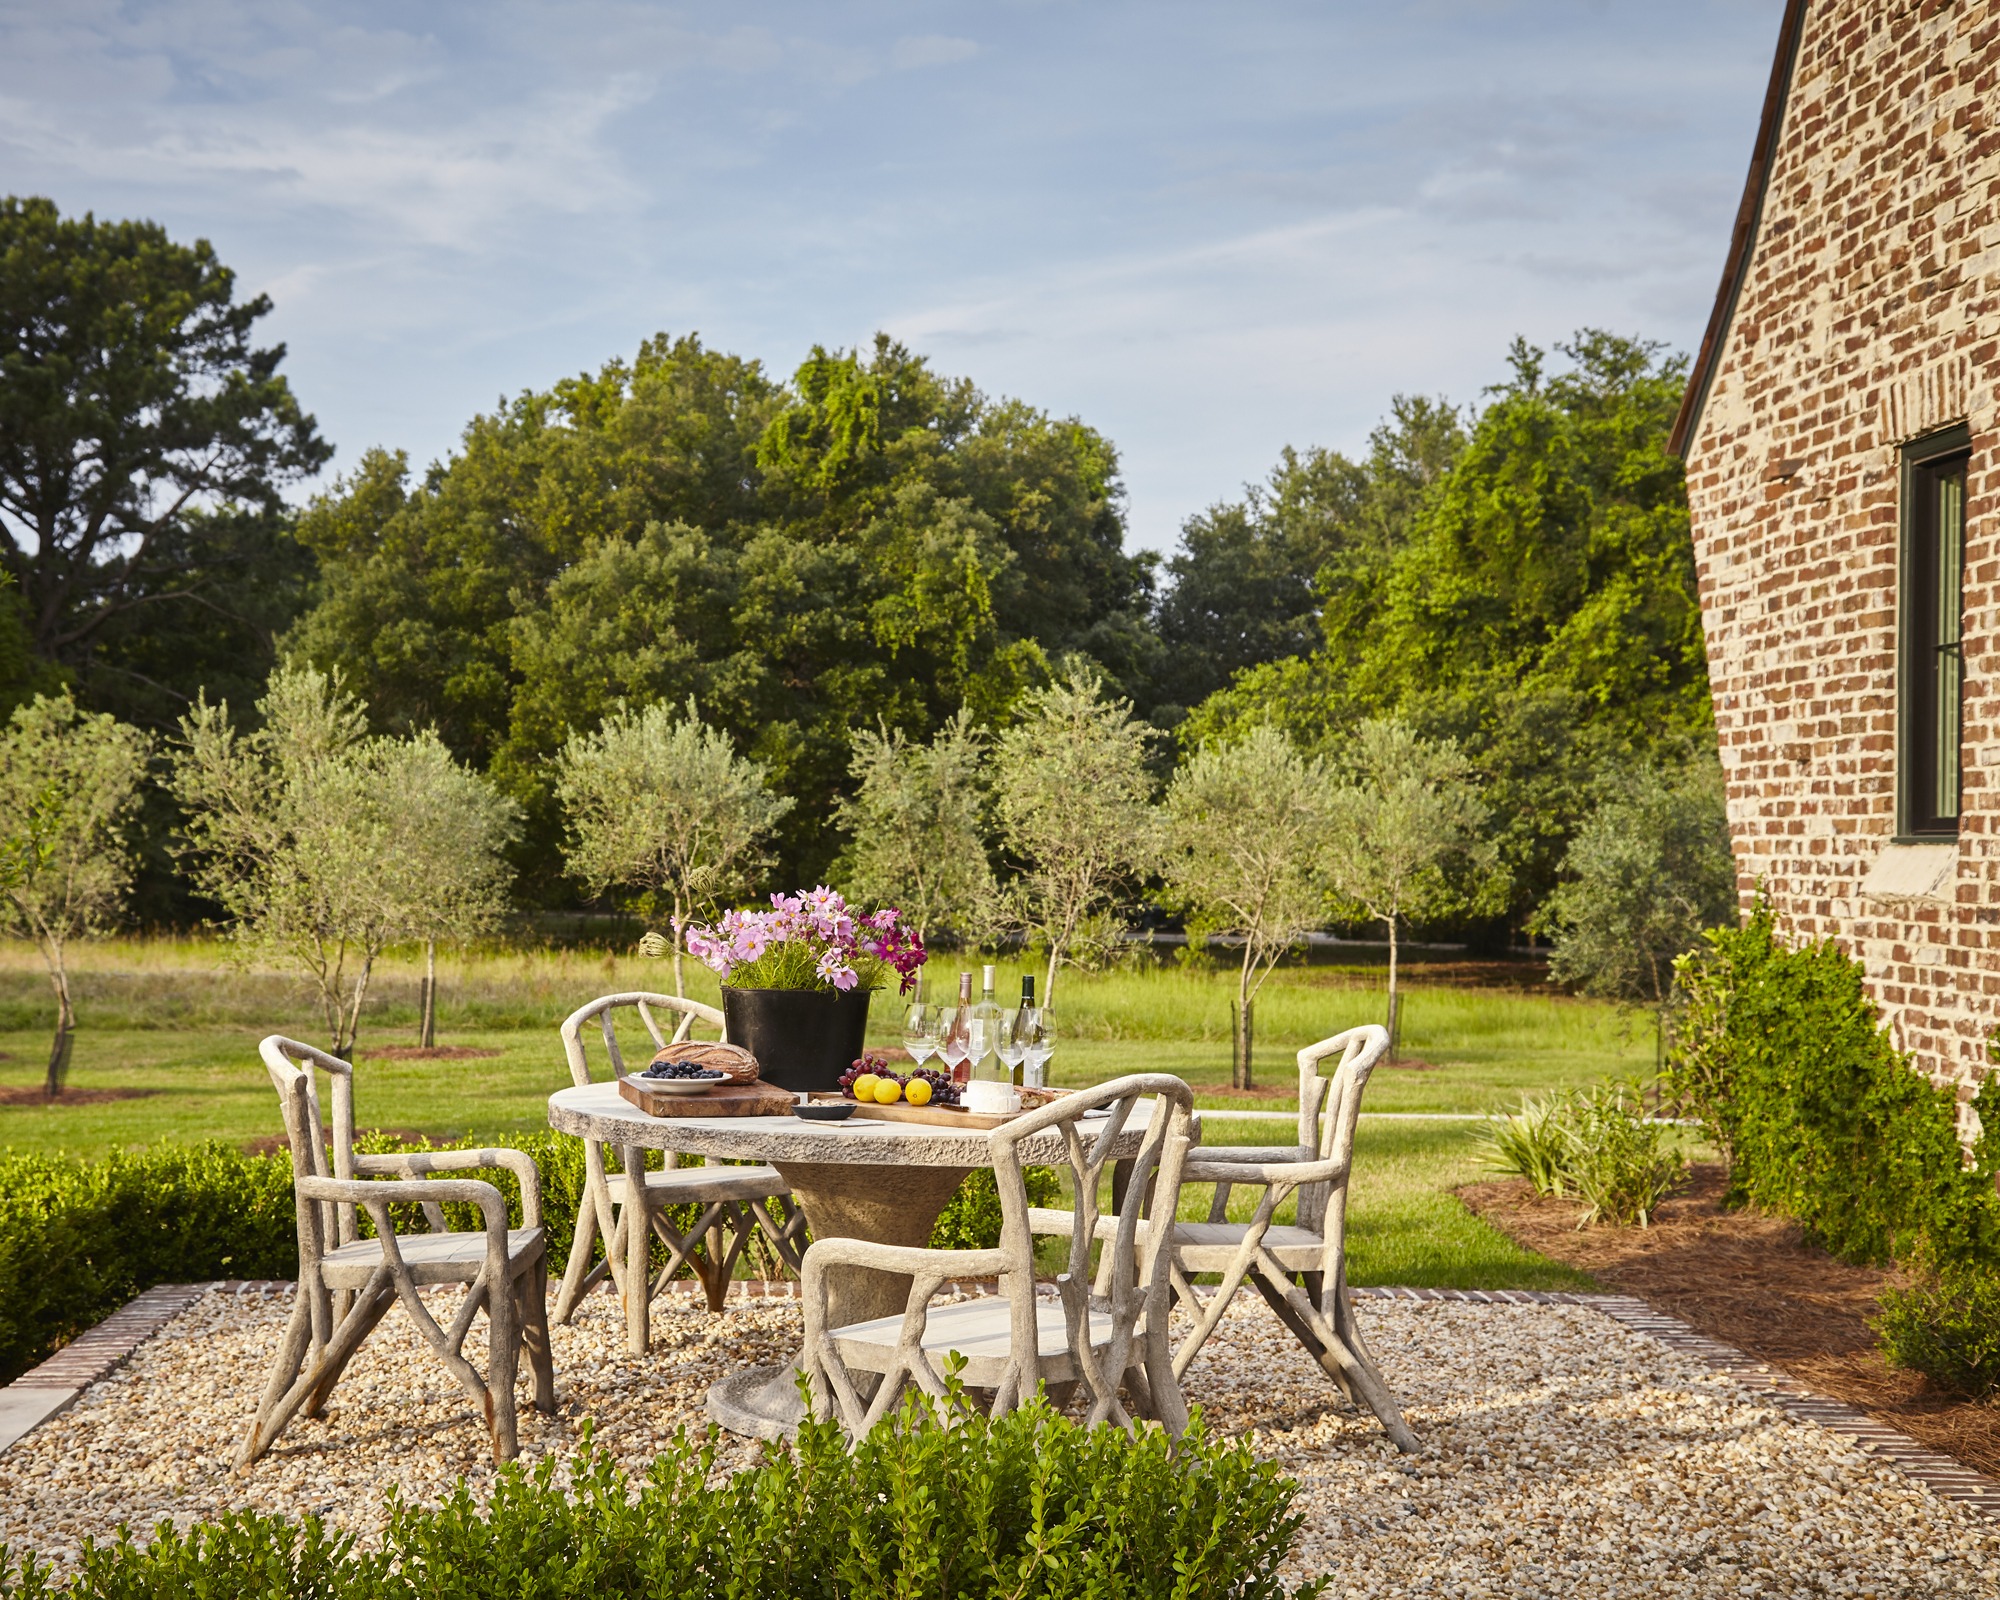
[0,695,152,1094]
[1320,719,1490,1059]
[993,664,1160,1005]
[556,698,792,997]
[1161,725,1326,1089]
[1535,761,1737,1063]
[834,709,992,946]
[384,736,519,1047]
[173,665,510,1058]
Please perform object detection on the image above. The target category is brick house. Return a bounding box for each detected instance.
[1671,0,2000,1135]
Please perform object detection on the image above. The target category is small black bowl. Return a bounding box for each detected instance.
[793,1100,858,1122]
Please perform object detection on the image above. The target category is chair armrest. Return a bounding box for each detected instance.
[801,1238,1009,1281]
[354,1147,543,1229]
[295,1174,512,1234]
[1187,1144,1316,1164]
[1181,1155,1346,1188]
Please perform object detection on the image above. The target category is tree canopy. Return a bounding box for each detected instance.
[0,197,329,726]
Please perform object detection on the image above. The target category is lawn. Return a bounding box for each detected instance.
[0,936,1643,1292]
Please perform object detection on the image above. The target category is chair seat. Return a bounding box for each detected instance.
[321,1226,546,1289]
[828,1294,1116,1387]
[1026,1208,1324,1272]
[606,1164,789,1205]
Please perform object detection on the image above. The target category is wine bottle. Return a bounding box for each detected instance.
[970,964,1004,1082]
[1011,974,1036,1085]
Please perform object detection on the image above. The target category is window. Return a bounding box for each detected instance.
[1900,427,1969,837]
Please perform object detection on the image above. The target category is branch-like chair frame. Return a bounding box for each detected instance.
[552,992,806,1331]
[801,1073,1196,1439]
[237,1036,556,1469]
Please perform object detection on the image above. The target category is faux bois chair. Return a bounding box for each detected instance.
[552,992,807,1327]
[801,1073,1196,1439]
[1029,1024,1418,1454]
[238,1036,555,1469]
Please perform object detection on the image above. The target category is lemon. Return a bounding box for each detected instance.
[852,1073,880,1102]
[905,1078,933,1106]
[874,1077,903,1104]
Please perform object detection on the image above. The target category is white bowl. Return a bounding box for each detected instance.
[627,1073,725,1096]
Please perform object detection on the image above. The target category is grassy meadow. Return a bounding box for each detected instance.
[0,935,1648,1290]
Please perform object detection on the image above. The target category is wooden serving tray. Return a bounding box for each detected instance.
[618,1078,797,1118]
[806,1092,1028,1132]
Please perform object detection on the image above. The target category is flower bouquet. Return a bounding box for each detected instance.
[684,888,926,1093]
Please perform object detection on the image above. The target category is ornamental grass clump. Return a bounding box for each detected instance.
[0,1380,1327,1599]
[1476,1079,1684,1227]
[685,886,925,993]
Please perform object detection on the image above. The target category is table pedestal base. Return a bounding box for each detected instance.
[705,1159,972,1439]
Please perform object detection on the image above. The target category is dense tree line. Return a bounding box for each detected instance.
[1,198,1729,991]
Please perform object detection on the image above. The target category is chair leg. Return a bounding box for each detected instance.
[237,1268,394,1470]
[487,1264,522,1462]
[304,1285,395,1417]
[525,1253,557,1413]
[553,1187,602,1325]
[237,1286,314,1469]
[1252,1267,1418,1453]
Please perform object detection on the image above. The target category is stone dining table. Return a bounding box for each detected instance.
[545,1079,1182,1439]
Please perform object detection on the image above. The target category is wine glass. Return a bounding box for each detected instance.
[901,1001,937,1068]
[938,1003,972,1085]
[997,1007,1027,1085]
[1019,1006,1054,1089]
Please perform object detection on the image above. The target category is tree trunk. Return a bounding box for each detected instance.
[1043,945,1061,1009]
[1384,915,1400,1063]
[670,903,686,1000]
[1232,998,1254,1091]
[44,967,74,1098]
[1233,940,1256,1090]
[420,937,438,1048]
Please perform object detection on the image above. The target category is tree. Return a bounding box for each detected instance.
[387,737,520,1048]
[555,698,792,996]
[0,197,330,699]
[171,665,495,1058]
[992,664,1160,1005]
[834,709,992,946]
[1536,761,1738,1061]
[1160,725,1326,1089]
[0,695,152,1094]
[1319,719,1489,1058]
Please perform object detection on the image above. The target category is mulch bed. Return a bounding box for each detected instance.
[0,1087,157,1106]
[360,1047,501,1061]
[1459,1162,2000,1476]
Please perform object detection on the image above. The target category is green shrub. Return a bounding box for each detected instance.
[1560,1079,1685,1228]
[0,1132,1055,1386]
[0,1145,296,1384]
[1872,1256,2000,1401]
[1666,901,2000,1268]
[1476,1080,1684,1225]
[1475,1092,1575,1196]
[0,1383,1327,1599]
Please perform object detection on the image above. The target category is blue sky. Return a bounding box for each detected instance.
[1,0,1785,553]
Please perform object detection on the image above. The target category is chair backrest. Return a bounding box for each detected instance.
[990,1074,1195,1416]
[559,992,727,1089]
[1293,1024,1389,1233]
[260,1035,363,1257]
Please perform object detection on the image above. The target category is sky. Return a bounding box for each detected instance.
[0,0,1787,555]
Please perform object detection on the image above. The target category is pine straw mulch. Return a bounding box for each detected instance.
[1458,1162,2000,1477]
[0,1087,157,1106]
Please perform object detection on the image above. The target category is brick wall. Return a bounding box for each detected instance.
[1685,0,2000,1133]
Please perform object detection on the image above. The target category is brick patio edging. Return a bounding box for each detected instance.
[2,1279,1995,1524]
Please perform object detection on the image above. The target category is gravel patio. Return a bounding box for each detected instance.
[2,1284,1996,1596]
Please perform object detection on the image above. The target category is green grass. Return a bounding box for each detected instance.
[0,936,1637,1292]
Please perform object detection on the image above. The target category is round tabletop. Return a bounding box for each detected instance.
[546,1079,1178,1167]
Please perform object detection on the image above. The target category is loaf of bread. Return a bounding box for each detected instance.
[646,1041,759,1083]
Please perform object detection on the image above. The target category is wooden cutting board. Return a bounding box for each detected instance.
[805,1092,1025,1132]
[618,1078,797,1118]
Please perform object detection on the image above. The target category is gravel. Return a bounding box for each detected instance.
[3,1285,1997,1595]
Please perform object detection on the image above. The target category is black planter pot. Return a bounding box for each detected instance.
[722,986,873,1095]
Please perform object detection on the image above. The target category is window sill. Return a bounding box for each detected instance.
[1862,840,1958,909]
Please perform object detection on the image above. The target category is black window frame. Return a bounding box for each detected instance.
[1898,424,1971,840]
